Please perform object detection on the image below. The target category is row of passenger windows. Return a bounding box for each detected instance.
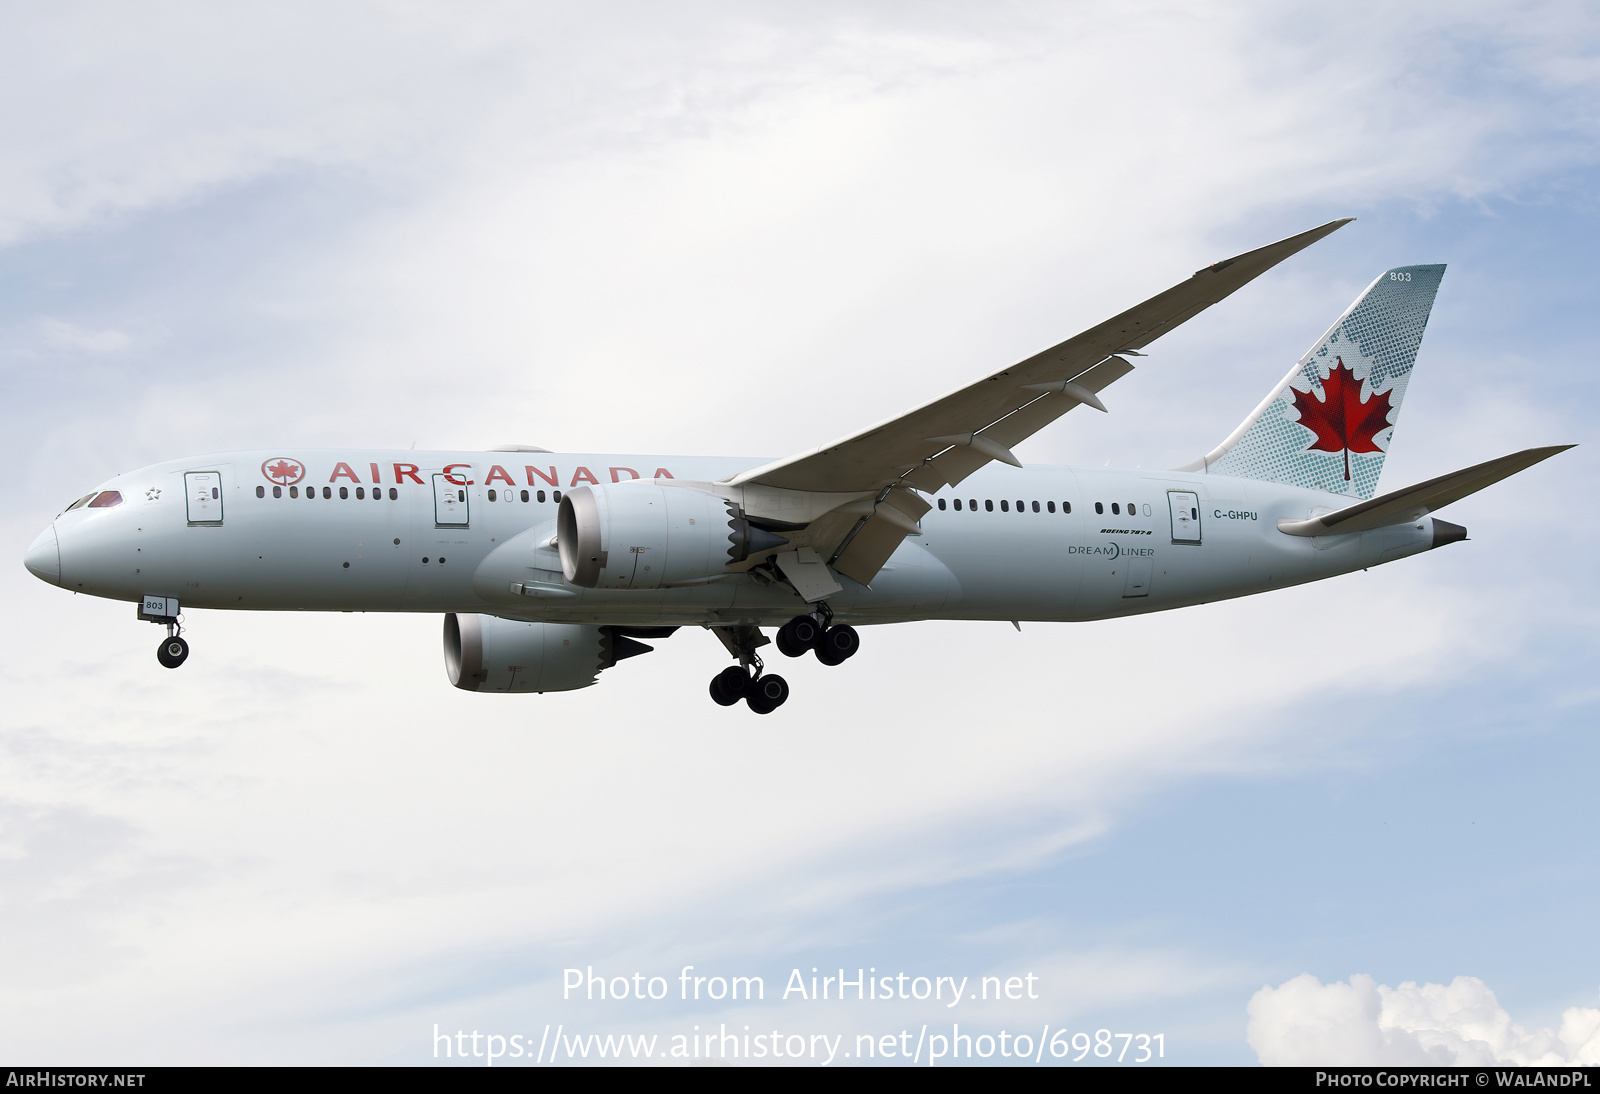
[258,484,398,500]
[486,488,561,503]
[255,485,565,503]
[938,498,1070,513]
[934,498,1144,515]
[252,483,1147,519]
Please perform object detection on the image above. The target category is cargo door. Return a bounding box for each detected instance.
[184,471,223,524]
[1168,490,1201,545]
[433,475,469,527]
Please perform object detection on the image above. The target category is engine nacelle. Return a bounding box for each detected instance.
[444,614,637,693]
[557,483,786,589]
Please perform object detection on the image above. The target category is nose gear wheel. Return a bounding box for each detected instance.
[157,635,190,668]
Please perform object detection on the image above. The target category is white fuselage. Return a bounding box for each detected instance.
[33,449,1439,627]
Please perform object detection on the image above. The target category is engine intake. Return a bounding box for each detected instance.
[557,483,786,589]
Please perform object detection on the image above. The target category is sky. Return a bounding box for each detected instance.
[2,0,1599,1067]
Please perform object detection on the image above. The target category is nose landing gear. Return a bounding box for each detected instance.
[139,596,189,669]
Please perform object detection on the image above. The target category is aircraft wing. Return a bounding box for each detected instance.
[1276,445,1574,537]
[726,218,1353,584]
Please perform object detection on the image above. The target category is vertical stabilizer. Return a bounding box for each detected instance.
[1181,264,1445,499]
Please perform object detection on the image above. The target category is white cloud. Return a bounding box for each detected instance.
[1248,974,1600,1066]
[37,318,131,354]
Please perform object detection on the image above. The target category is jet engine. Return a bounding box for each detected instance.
[557,483,787,590]
[443,614,658,693]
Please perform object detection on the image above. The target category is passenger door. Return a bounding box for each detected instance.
[433,474,469,527]
[1168,490,1201,545]
[184,471,223,524]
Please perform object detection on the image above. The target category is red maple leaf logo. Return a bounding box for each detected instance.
[261,458,305,485]
[1290,357,1394,481]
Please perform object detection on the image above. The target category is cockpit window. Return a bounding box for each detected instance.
[87,491,124,509]
[65,493,97,511]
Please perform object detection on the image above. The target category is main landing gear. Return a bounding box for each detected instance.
[775,607,859,667]
[709,665,790,714]
[707,607,860,712]
[708,623,789,714]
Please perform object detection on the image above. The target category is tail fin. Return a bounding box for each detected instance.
[1180,264,1445,499]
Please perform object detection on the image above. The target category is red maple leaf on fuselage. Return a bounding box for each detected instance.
[1290,357,1394,482]
[265,460,301,483]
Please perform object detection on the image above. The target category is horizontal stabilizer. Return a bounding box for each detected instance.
[1277,445,1574,537]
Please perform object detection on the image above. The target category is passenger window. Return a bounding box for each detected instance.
[339,487,348,500]
[273,486,282,498]
[487,489,497,502]
[1000,500,1009,512]
[322,487,332,499]
[1112,503,1120,515]
[1064,501,1072,514]
[356,487,365,500]
[87,491,124,508]
[985,499,994,512]
[1094,501,1102,514]
[256,486,264,498]
[1047,501,1055,513]
[1129,501,1136,513]
[1032,501,1039,512]
[537,490,546,503]
[553,490,562,503]
[1016,500,1024,512]
[953,498,963,511]
[521,489,529,502]
[968,499,976,510]
[388,487,398,501]
[937,498,946,510]
[290,486,299,498]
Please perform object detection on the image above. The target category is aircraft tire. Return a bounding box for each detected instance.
[745,674,788,714]
[157,636,190,669]
[776,616,820,658]
[710,666,750,706]
[814,625,858,666]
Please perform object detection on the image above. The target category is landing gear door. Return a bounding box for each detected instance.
[433,475,469,527]
[1168,490,1201,544]
[184,471,223,524]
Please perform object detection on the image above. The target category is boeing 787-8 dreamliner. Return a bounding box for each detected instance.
[22,220,1571,712]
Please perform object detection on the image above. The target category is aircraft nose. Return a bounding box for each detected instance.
[24,525,60,585]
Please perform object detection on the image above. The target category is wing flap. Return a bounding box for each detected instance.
[831,487,931,585]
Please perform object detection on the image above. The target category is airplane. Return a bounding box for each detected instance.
[21,218,1572,713]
